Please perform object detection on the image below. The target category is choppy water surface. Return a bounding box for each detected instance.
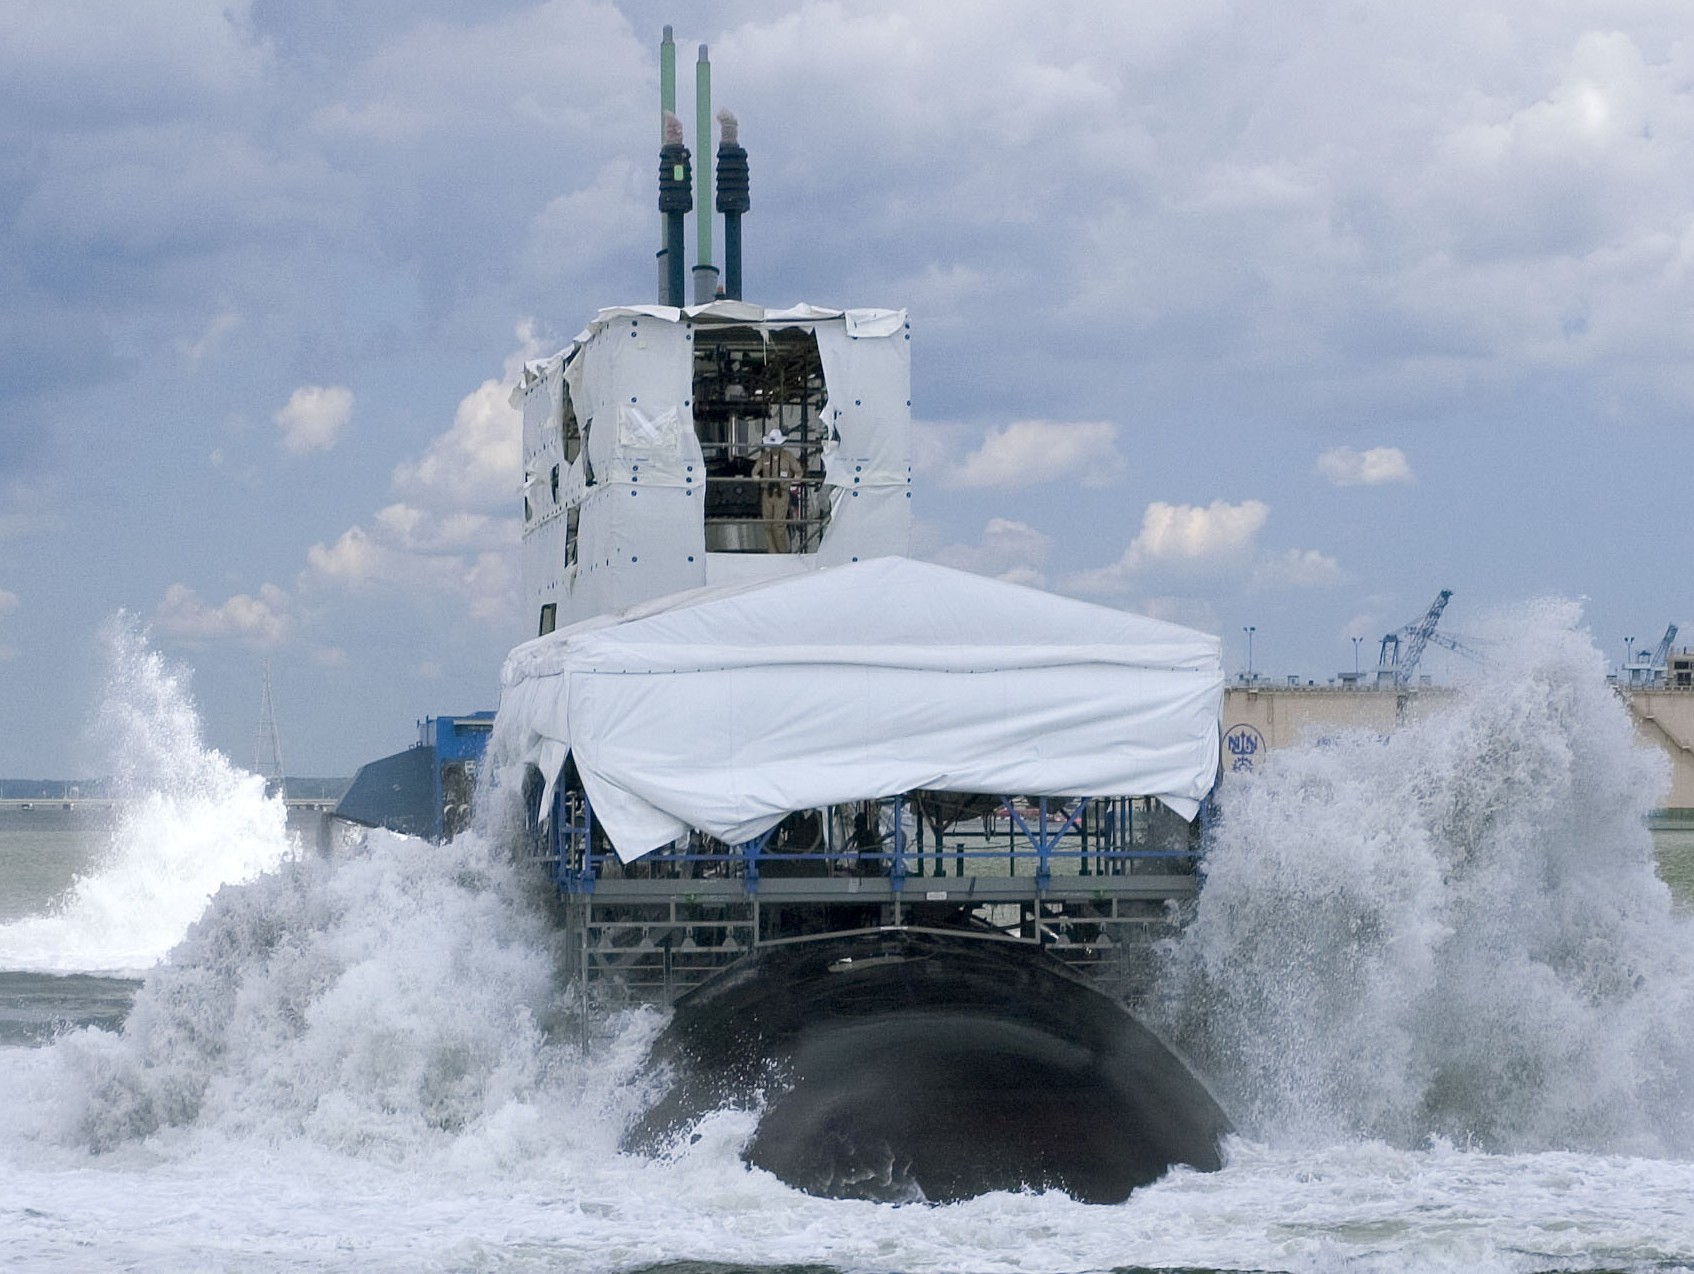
[1655,826,1694,910]
[0,806,112,924]
[1,608,1691,1273]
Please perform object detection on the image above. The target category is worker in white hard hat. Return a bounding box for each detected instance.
[753,428,805,552]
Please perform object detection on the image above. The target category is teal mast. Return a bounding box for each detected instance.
[656,27,679,302]
[693,44,719,302]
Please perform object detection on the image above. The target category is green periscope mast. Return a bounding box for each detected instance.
[339,27,1232,1203]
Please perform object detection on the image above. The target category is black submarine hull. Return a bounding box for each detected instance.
[622,929,1230,1203]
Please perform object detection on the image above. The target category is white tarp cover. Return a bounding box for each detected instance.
[496,556,1223,861]
[510,301,912,623]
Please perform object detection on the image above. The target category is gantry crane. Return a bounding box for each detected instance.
[1649,624,1679,678]
[1624,623,1679,686]
[1378,590,1453,688]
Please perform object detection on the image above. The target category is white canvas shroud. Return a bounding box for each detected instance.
[496,556,1224,862]
[513,302,913,629]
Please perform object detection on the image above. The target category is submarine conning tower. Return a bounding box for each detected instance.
[495,29,1230,1205]
[513,27,912,636]
[500,28,1222,1012]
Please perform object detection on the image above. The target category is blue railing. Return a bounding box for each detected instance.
[535,791,1202,895]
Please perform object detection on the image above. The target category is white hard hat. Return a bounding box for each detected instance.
[762,429,786,446]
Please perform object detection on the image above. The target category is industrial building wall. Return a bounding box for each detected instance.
[1220,685,1694,814]
[1219,685,1418,781]
[1623,692,1694,810]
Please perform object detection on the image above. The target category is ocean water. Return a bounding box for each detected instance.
[1,609,1692,1273]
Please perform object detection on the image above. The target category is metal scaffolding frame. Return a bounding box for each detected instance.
[526,780,1207,1005]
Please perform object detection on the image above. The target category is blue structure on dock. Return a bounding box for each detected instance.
[334,712,494,842]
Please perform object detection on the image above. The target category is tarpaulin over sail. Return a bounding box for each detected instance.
[495,556,1223,861]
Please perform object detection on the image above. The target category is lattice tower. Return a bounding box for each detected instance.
[255,659,286,796]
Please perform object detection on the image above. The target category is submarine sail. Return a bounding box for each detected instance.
[486,26,1235,1202]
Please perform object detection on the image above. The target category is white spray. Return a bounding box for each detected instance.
[0,617,298,975]
[1156,599,1694,1156]
[42,827,656,1159]
[6,605,1694,1271]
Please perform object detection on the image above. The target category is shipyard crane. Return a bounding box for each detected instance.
[1377,589,1452,688]
[1624,623,1679,687]
[1649,624,1679,678]
[1423,628,1488,661]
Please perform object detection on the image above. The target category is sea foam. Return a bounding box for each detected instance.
[3,606,1694,1271]
[1156,598,1694,1157]
[44,827,661,1162]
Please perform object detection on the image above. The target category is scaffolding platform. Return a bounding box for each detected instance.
[527,790,1204,1004]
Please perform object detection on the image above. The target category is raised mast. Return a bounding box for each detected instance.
[657,110,691,306]
[656,27,680,303]
[715,110,749,301]
[692,45,719,303]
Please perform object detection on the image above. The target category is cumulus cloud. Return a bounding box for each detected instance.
[0,587,17,613]
[293,325,539,629]
[391,323,541,509]
[1343,612,1382,641]
[929,517,1054,586]
[13,0,1694,769]
[1130,499,1269,563]
[1316,445,1414,486]
[309,4,643,146]
[302,524,515,620]
[522,158,649,282]
[372,503,515,555]
[908,419,964,478]
[945,420,1124,490]
[1066,499,1270,595]
[274,384,353,454]
[283,322,541,634]
[1426,31,1672,264]
[154,581,291,646]
[1251,548,1344,590]
[185,311,528,637]
[304,526,382,589]
[4,1,266,102]
[1139,595,1221,633]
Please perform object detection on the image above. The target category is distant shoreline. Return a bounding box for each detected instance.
[0,777,350,805]
[0,796,344,812]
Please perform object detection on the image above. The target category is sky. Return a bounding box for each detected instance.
[3,0,1692,777]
